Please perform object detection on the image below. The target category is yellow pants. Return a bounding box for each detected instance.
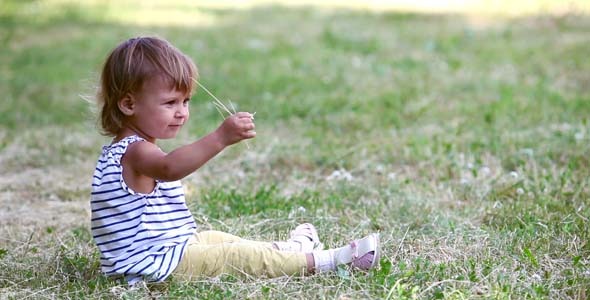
[172,230,308,280]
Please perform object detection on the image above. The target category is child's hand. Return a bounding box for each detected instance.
[215,112,256,146]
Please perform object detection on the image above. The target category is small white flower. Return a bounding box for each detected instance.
[387,172,396,181]
[327,170,341,181]
[575,132,584,141]
[516,188,524,195]
[375,164,385,174]
[460,177,470,185]
[326,169,353,182]
[509,171,519,179]
[520,148,534,157]
[289,206,307,218]
[351,55,363,68]
[342,171,353,181]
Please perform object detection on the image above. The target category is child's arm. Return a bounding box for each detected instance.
[124,112,255,182]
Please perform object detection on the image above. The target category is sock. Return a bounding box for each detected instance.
[312,249,336,272]
[313,244,368,272]
[312,234,379,272]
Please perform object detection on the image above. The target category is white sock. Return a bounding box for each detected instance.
[312,234,379,273]
[312,249,336,272]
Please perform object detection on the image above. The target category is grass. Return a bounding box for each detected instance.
[1,0,589,299]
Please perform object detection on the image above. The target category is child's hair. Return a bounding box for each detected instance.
[97,36,198,136]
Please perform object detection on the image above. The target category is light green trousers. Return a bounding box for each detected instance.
[173,230,308,280]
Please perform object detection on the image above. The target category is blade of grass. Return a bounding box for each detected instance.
[193,78,252,149]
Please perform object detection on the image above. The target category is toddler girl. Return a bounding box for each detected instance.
[91,36,380,286]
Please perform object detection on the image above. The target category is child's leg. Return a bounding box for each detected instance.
[172,231,379,280]
[173,238,308,279]
[197,224,323,252]
[195,230,273,248]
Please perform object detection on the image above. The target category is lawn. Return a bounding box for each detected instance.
[0,0,589,299]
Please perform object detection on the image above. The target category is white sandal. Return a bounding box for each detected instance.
[274,223,324,252]
[334,233,380,270]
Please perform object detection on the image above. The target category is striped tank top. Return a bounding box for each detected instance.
[91,135,197,285]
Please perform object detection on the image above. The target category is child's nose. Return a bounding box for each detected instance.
[176,106,189,118]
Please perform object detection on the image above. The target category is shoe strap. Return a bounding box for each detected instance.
[335,234,378,265]
[350,240,359,259]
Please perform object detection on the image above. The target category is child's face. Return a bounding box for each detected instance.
[127,77,190,141]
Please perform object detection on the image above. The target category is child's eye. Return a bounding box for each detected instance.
[183,98,190,105]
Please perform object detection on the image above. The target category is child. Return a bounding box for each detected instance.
[91,36,380,286]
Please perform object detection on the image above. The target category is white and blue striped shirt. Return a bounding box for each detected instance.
[91,135,197,285]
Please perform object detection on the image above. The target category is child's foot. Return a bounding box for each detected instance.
[312,233,380,272]
[273,223,324,252]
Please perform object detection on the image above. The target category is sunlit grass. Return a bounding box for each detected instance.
[5,0,590,26]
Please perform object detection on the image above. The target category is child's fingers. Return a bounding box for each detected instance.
[234,112,255,119]
[242,130,256,138]
[238,120,255,132]
[236,115,255,129]
[225,114,253,126]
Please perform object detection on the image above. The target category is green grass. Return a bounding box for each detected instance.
[1,0,589,299]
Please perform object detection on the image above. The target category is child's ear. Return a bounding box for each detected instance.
[118,94,135,116]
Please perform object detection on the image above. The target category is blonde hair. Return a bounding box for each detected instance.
[97,37,198,136]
